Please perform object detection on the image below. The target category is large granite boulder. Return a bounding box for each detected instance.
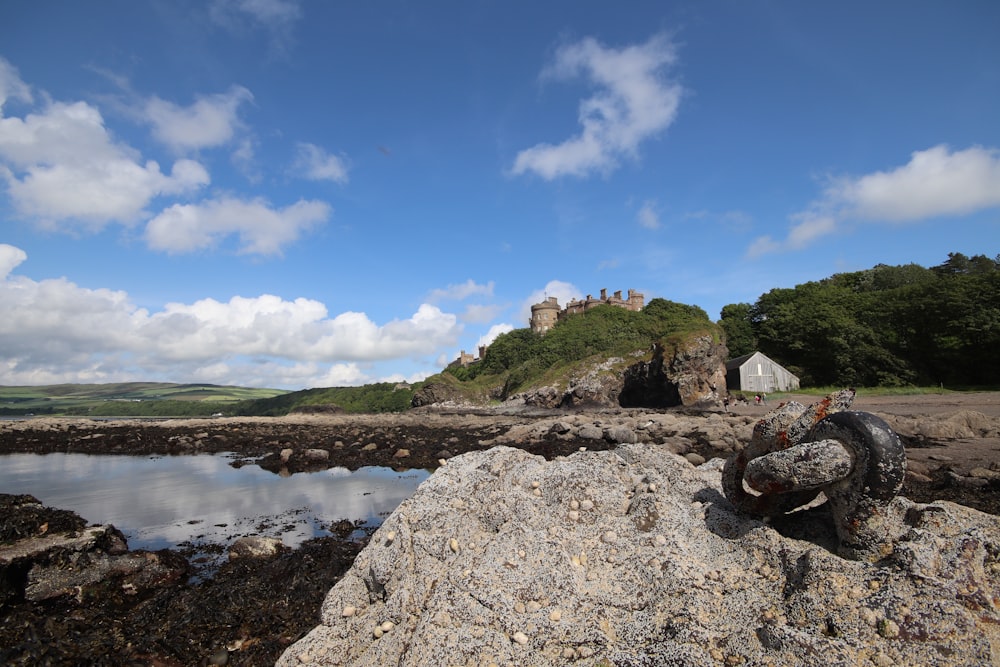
[279,445,1000,666]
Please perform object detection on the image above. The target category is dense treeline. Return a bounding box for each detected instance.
[446,299,718,395]
[719,253,1000,388]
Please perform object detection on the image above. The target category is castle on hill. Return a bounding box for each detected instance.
[530,288,644,335]
[451,287,645,368]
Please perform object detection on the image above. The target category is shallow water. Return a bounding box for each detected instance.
[0,452,429,552]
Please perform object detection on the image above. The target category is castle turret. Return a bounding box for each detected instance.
[530,297,560,334]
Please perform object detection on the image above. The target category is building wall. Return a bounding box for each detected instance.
[726,351,800,393]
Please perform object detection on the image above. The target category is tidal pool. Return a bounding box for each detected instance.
[0,452,429,553]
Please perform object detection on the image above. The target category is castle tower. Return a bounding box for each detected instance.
[530,296,560,334]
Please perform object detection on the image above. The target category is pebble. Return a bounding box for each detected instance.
[570,499,580,510]
[531,480,540,488]
[512,631,529,645]
[526,601,542,612]
[532,488,542,497]
[549,609,562,622]
[449,538,459,553]
[385,531,396,544]
[602,530,618,544]
[648,483,657,492]
[567,510,580,521]
[380,621,395,633]
[342,605,357,617]
[580,499,595,511]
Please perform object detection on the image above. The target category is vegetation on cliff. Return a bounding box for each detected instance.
[430,298,721,402]
[719,252,1000,388]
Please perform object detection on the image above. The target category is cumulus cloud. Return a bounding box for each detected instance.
[749,144,1000,257]
[145,196,330,255]
[0,62,210,231]
[0,57,32,107]
[0,243,27,279]
[0,246,462,387]
[511,34,682,179]
[144,86,253,152]
[294,142,349,184]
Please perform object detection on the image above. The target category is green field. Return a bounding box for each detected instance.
[0,383,288,417]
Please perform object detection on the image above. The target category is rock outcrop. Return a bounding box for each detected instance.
[280,444,1000,666]
[620,334,728,408]
[506,333,728,411]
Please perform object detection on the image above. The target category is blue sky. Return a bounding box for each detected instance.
[1,1,998,389]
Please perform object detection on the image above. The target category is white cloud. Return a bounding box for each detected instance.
[0,243,27,279]
[145,196,329,255]
[637,199,660,230]
[427,279,495,303]
[0,246,463,387]
[476,323,514,350]
[511,34,682,179]
[0,57,32,108]
[829,144,1000,221]
[518,280,582,325]
[749,144,1000,257]
[144,86,253,152]
[294,142,349,184]
[0,75,209,231]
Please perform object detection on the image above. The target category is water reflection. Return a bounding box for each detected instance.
[0,453,429,552]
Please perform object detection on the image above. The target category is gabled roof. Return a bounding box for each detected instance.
[724,351,758,371]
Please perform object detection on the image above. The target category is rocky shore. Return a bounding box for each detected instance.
[1,393,998,665]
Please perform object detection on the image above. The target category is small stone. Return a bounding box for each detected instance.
[449,538,459,553]
[512,631,529,645]
[385,531,396,544]
[526,601,542,612]
[648,483,658,492]
[380,621,395,633]
[373,628,383,639]
[567,510,579,521]
[685,452,706,466]
[878,618,900,638]
[602,530,618,544]
[393,448,410,458]
[579,646,594,658]
[514,601,526,613]
[654,534,667,546]
[580,499,594,511]
[342,605,357,617]
[532,488,542,497]
[570,499,580,510]
[531,480,540,488]
[562,647,577,659]
[549,609,562,622]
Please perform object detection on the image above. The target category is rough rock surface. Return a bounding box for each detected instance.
[280,444,1000,666]
[620,334,728,408]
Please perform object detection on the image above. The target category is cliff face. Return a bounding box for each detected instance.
[619,333,728,408]
[279,444,1000,666]
[432,329,729,411]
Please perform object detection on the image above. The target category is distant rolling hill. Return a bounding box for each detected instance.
[0,382,289,417]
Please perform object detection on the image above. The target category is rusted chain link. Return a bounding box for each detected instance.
[722,389,906,560]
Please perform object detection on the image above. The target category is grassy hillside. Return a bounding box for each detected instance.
[0,383,287,417]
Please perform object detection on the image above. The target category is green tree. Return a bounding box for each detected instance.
[718,303,755,357]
